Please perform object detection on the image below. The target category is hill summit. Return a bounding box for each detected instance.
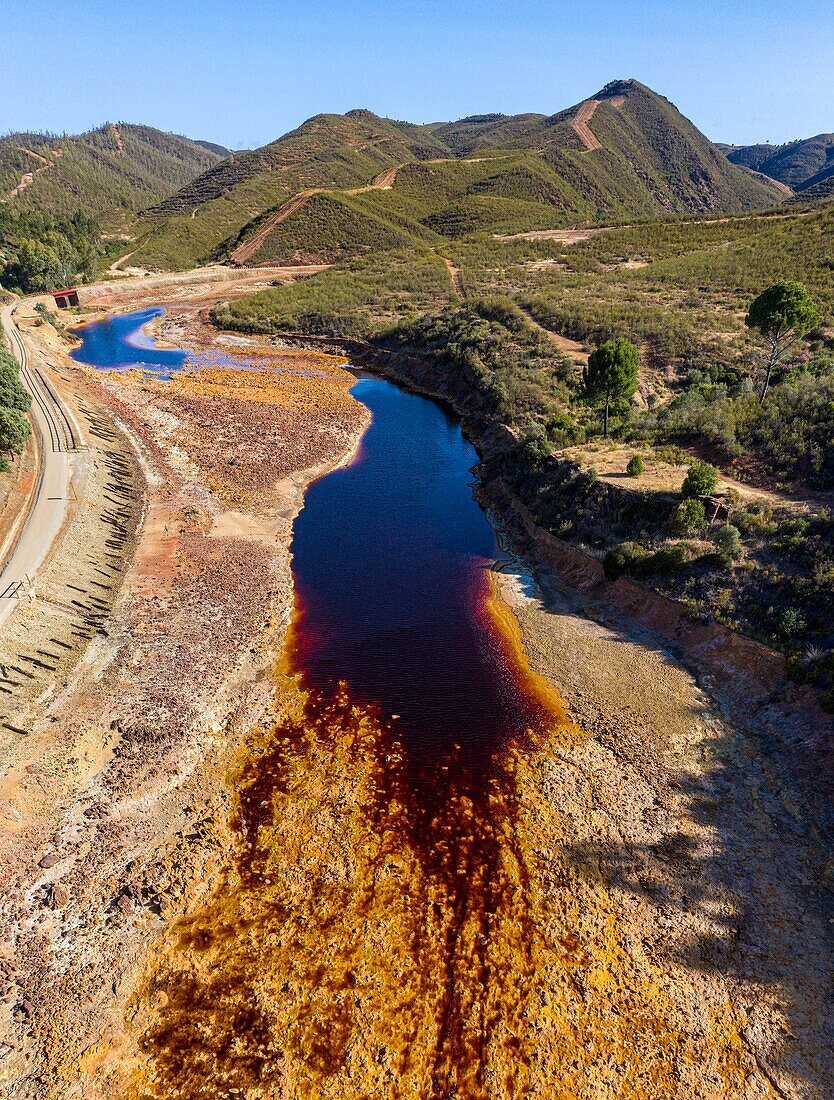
[127,80,786,269]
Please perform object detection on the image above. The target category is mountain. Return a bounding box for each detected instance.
[129,80,785,270]
[193,139,236,158]
[0,124,224,228]
[723,134,834,197]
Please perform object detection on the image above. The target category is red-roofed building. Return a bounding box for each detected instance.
[52,288,79,308]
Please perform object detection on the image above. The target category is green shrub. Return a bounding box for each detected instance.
[653,445,689,466]
[776,607,808,642]
[0,406,31,455]
[604,541,650,580]
[681,460,718,498]
[626,454,645,477]
[545,412,584,448]
[637,543,692,577]
[713,523,742,559]
[0,360,31,413]
[669,499,707,535]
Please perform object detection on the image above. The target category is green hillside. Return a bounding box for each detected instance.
[131,80,784,271]
[725,133,834,193]
[221,191,429,265]
[0,124,222,229]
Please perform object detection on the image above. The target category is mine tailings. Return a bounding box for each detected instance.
[73,312,573,1098]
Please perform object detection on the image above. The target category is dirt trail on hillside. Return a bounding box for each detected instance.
[444,256,465,298]
[232,163,406,265]
[347,163,406,192]
[495,226,611,243]
[230,190,322,265]
[571,100,603,152]
[521,307,588,364]
[3,149,63,202]
[108,124,126,153]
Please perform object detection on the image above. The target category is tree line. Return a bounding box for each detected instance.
[0,208,101,294]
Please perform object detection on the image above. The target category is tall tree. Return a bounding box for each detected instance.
[745,282,820,404]
[582,337,639,438]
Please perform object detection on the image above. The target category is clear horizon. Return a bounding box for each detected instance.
[5,0,833,149]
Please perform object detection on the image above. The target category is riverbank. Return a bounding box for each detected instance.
[0,298,369,1098]
[147,316,834,1096]
[2,287,832,1098]
[106,306,832,1098]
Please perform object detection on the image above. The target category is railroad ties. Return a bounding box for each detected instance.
[7,318,78,453]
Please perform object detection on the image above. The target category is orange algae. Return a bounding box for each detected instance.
[126,676,751,1100]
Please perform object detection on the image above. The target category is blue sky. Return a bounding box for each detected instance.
[3,0,832,148]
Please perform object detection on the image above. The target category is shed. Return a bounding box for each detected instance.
[53,288,80,308]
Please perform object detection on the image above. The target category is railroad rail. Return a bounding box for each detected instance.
[0,300,79,624]
[5,312,78,453]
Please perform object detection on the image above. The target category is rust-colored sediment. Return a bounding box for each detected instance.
[119,581,753,1099]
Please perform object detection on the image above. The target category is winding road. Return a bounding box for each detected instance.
[0,301,79,627]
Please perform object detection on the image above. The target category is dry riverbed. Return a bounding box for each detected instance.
[0,284,831,1099]
[0,293,366,1098]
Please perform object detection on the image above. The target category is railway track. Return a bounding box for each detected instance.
[0,301,80,625]
[5,314,78,453]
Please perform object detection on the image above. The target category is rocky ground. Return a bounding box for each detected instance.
[0,278,831,1099]
[0,290,367,1099]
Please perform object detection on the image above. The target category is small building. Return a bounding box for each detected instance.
[53,288,79,308]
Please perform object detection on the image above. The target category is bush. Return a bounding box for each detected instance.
[681,460,718,498]
[669,499,707,535]
[713,523,742,559]
[0,406,31,455]
[776,607,808,643]
[0,362,31,413]
[638,543,692,577]
[604,541,650,580]
[626,454,645,477]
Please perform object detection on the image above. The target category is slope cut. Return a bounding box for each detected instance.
[571,100,604,151]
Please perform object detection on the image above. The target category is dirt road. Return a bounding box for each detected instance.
[230,190,322,265]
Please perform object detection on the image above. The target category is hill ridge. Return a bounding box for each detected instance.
[123,81,786,269]
[0,124,225,227]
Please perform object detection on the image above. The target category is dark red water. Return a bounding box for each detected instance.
[72,310,564,1095]
[286,374,551,805]
[71,310,555,809]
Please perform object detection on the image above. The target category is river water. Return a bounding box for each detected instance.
[71,309,566,1097]
[72,309,555,806]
